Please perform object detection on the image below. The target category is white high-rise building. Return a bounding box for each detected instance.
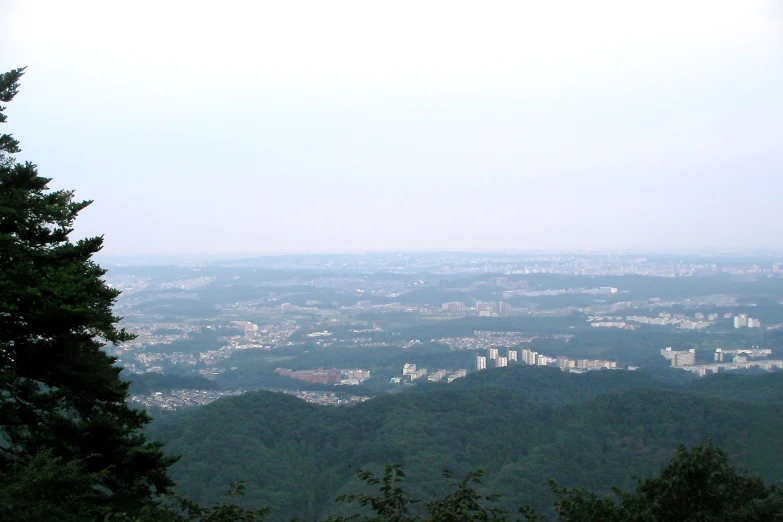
[488,348,499,360]
[673,349,696,367]
[661,347,695,366]
[476,356,487,370]
[447,369,468,382]
[441,302,466,313]
[475,300,497,316]
[496,356,508,368]
[508,350,518,362]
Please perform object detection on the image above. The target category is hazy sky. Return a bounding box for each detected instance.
[1,1,782,256]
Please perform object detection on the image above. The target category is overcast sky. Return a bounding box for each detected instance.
[1,1,782,257]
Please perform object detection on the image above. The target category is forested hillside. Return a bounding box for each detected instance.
[125,372,221,395]
[421,364,674,403]
[148,367,783,521]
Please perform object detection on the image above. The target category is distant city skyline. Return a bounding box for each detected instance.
[96,246,783,262]
[2,1,782,256]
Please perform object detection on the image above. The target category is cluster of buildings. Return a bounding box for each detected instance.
[306,330,333,337]
[661,347,697,367]
[114,323,201,353]
[688,358,783,376]
[451,277,528,292]
[279,302,322,313]
[401,363,428,381]
[158,276,216,290]
[604,311,763,331]
[290,390,372,406]
[588,317,634,329]
[678,320,712,330]
[713,348,772,362]
[476,300,516,316]
[124,319,304,373]
[439,301,517,316]
[476,347,617,373]
[274,367,371,385]
[557,357,617,371]
[435,331,536,351]
[661,347,783,377]
[476,348,519,370]
[441,301,466,313]
[391,364,468,384]
[130,388,371,411]
[662,346,783,376]
[733,314,762,329]
[230,320,260,338]
[130,389,246,410]
[132,351,188,370]
[623,312,716,330]
[427,369,468,383]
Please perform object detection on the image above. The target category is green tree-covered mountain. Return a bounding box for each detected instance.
[149,367,783,521]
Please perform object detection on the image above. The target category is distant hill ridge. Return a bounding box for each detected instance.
[419,364,675,404]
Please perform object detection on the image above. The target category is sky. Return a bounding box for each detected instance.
[1,0,782,257]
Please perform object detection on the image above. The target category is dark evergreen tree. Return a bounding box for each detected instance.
[0,67,177,517]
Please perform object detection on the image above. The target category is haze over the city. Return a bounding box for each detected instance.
[2,0,782,256]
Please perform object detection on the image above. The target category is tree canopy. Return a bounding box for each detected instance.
[317,443,783,522]
[523,442,783,522]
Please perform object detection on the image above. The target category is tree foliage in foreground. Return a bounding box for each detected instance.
[103,483,270,522]
[527,441,783,522]
[323,443,783,522]
[323,465,509,522]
